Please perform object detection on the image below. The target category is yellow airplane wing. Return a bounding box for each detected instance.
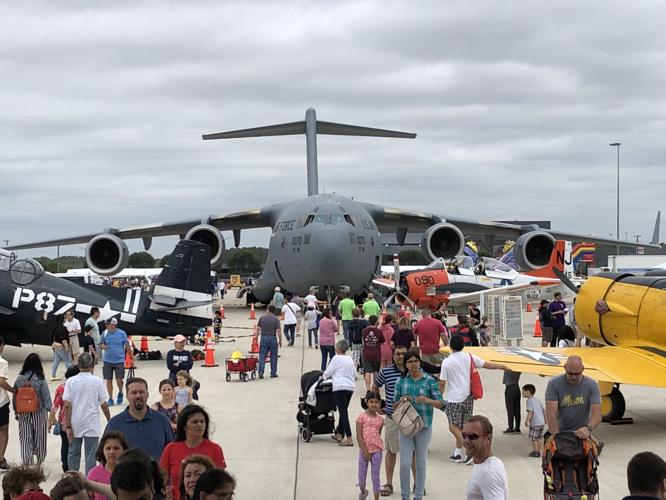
[447,345,666,388]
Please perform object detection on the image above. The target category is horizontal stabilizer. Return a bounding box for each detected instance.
[203,120,416,140]
[150,299,212,312]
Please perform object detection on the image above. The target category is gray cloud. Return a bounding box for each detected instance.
[1,0,663,258]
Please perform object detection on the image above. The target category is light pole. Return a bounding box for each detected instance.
[609,142,621,255]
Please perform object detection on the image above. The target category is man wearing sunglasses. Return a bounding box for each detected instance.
[463,415,508,499]
[545,355,601,440]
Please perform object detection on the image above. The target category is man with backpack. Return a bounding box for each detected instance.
[450,315,479,347]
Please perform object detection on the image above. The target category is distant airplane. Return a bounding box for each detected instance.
[373,240,573,310]
[4,109,655,303]
[0,241,212,346]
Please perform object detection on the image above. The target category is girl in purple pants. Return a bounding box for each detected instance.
[356,391,385,500]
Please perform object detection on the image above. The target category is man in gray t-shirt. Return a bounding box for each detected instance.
[254,305,282,379]
[545,355,601,440]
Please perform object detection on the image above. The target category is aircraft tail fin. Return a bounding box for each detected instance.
[203,108,416,197]
[526,240,571,279]
[651,210,661,245]
[154,240,211,296]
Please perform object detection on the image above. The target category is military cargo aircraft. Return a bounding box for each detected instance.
[0,240,212,346]
[4,109,654,303]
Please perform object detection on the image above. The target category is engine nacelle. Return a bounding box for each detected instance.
[86,234,129,276]
[513,231,556,270]
[420,223,465,261]
[184,224,225,268]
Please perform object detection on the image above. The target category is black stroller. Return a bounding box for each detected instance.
[297,370,337,442]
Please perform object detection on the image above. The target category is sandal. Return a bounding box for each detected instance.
[339,439,354,447]
[380,484,393,496]
[331,434,343,442]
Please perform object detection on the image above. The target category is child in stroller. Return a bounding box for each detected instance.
[297,370,337,442]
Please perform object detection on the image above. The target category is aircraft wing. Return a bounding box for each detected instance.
[0,305,15,315]
[446,281,560,305]
[360,203,658,249]
[456,345,666,388]
[4,209,272,251]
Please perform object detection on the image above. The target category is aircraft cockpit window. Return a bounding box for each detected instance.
[304,215,315,226]
[313,214,345,225]
[344,214,355,227]
[425,258,446,270]
[10,258,44,285]
[481,257,513,273]
[0,255,11,271]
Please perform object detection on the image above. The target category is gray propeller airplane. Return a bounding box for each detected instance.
[4,108,655,304]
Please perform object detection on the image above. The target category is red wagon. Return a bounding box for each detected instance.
[225,355,258,382]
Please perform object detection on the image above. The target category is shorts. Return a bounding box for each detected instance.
[363,360,380,373]
[103,362,125,380]
[541,327,553,343]
[384,415,400,454]
[0,403,9,427]
[529,425,545,441]
[69,334,80,353]
[445,395,474,429]
[421,352,444,366]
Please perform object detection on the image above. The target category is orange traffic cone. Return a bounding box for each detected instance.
[124,349,135,369]
[249,336,259,354]
[206,327,213,339]
[140,336,149,353]
[219,304,226,319]
[202,339,219,367]
[533,318,542,337]
[526,302,533,313]
[249,303,256,320]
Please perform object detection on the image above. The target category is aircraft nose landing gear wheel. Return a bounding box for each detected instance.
[601,386,626,422]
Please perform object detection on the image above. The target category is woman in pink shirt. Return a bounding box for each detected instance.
[318,307,338,371]
[380,314,396,369]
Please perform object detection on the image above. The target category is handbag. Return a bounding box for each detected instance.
[53,421,62,435]
[469,354,483,400]
[393,381,424,437]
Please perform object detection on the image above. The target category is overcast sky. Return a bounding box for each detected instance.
[1,0,664,259]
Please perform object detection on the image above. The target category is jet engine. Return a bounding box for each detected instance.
[86,234,129,276]
[513,231,556,270]
[420,223,465,261]
[184,224,225,268]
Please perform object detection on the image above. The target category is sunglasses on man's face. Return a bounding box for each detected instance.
[462,432,488,441]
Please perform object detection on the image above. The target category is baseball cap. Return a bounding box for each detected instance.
[105,317,118,325]
[174,334,187,342]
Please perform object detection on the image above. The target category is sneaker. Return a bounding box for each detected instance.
[270,374,279,378]
[0,458,9,471]
[258,374,264,379]
[528,451,541,458]
[464,455,474,465]
[512,429,522,434]
[502,428,514,434]
[116,393,123,405]
[448,454,462,463]
[107,398,114,406]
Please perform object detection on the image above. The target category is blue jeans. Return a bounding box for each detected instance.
[284,324,296,344]
[52,348,72,378]
[68,435,99,475]
[258,336,278,377]
[341,320,351,342]
[399,426,432,500]
[320,345,335,371]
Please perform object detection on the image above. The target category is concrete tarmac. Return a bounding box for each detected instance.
[1,299,665,499]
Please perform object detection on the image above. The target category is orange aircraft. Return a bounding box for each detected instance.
[373,240,572,310]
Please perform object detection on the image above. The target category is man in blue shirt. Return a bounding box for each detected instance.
[105,378,173,461]
[100,318,133,406]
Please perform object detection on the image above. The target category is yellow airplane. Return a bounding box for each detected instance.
[450,271,666,422]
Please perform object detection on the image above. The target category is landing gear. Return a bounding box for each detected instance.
[601,386,626,422]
